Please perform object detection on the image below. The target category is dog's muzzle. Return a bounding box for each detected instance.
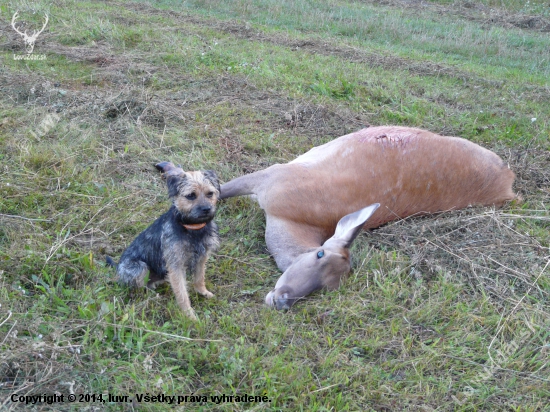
[191,204,215,220]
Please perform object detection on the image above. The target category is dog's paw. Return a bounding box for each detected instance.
[147,279,165,290]
[198,289,215,299]
[194,285,215,299]
[183,307,198,321]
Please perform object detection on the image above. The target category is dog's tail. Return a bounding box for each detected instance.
[105,256,117,269]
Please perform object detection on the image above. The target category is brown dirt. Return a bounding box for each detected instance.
[364,0,550,32]
[375,206,548,301]
[0,63,368,170]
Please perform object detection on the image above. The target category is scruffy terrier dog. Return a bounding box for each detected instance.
[106,162,220,320]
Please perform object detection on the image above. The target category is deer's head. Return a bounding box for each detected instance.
[265,203,380,310]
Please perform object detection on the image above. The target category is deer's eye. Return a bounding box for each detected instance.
[317,250,325,259]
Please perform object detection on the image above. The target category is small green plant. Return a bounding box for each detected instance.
[310,76,356,100]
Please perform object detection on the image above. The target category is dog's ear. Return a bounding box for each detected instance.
[166,175,186,198]
[202,170,220,192]
[155,161,185,178]
[156,162,186,198]
[155,161,172,173]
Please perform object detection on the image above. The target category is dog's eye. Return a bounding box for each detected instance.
[206,191,214,198]
[317,250,324,259]
[185,193,197,200]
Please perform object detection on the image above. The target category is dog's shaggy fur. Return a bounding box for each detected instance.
[107,162,220,320]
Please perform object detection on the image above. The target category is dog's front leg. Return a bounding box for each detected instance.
[193,254,214,298]
[166,267,197,320]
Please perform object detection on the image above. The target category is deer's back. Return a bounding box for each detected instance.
[261,126,516,233]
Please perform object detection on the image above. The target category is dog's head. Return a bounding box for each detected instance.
[155,162,220,225]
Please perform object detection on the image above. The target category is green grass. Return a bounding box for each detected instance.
[1,0,549,410]
[141,0,550,79]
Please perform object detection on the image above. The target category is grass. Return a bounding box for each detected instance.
[1,0,549,410]
[143,0,550,79]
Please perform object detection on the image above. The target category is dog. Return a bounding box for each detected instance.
[106,161,220,320]
[220,126,518,310]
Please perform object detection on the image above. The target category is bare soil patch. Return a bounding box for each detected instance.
[376,206,548,299]
[366,0,550,32]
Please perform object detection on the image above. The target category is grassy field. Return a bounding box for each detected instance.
[1,0,549,410]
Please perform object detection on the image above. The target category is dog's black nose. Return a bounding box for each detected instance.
[199,205,212,214]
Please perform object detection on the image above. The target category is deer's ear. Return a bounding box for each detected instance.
[323,203,380,249]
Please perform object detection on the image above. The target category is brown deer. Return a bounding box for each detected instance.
[220,126,517,310]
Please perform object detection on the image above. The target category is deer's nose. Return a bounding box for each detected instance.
[265,290,293,310]
[265,290,275,307]
[274,293,291,311]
